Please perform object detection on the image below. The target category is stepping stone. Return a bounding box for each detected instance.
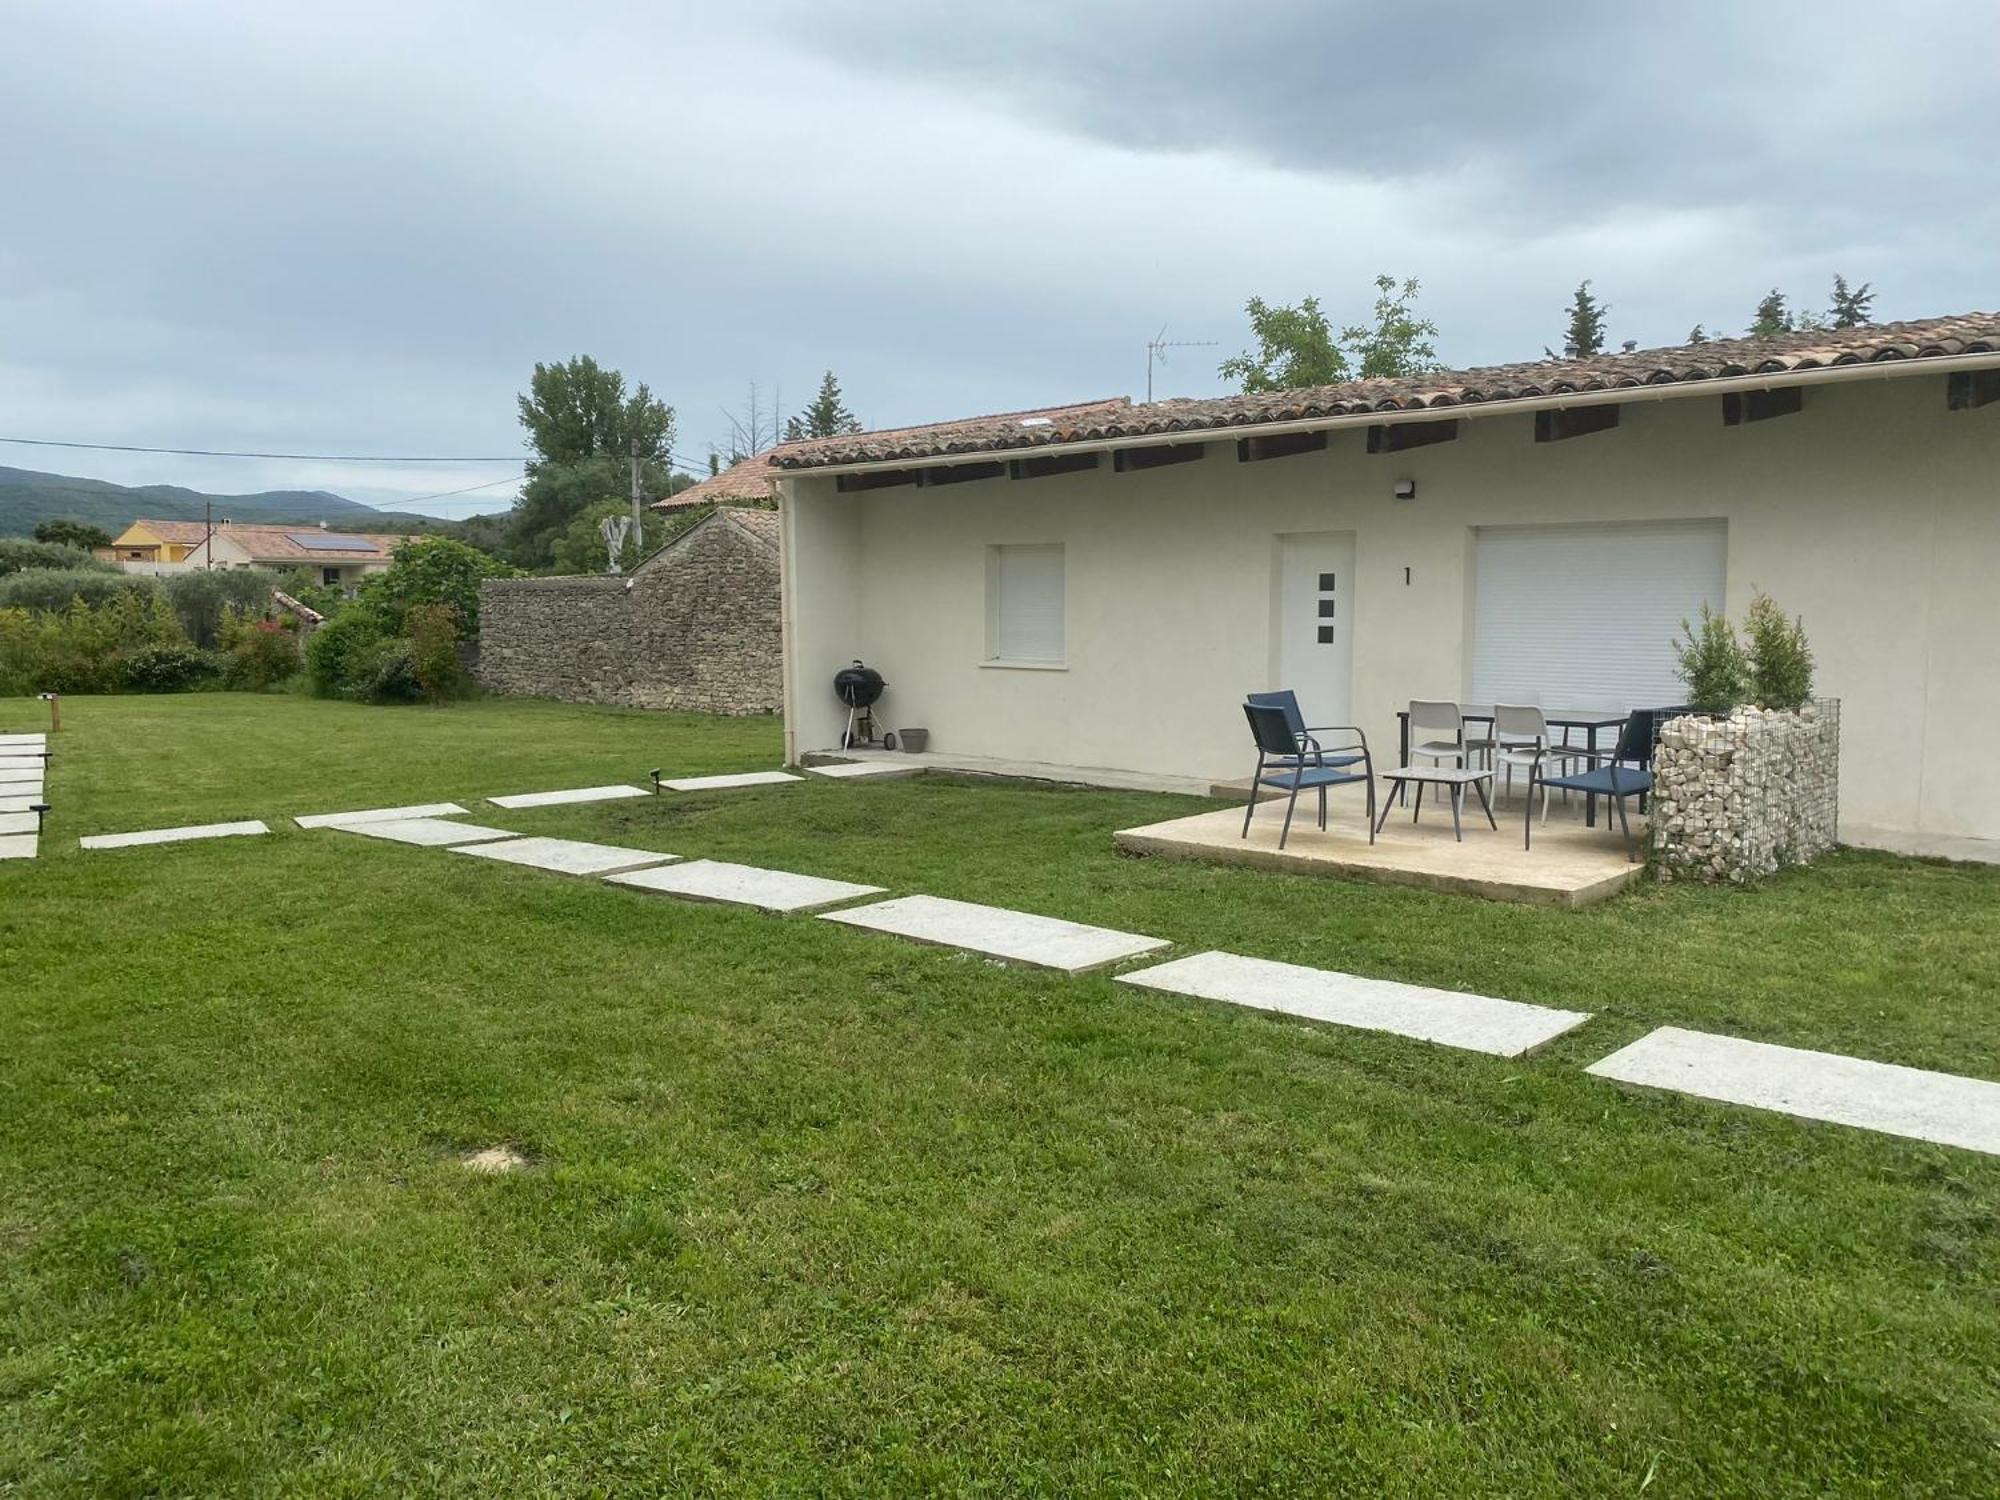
[1587,1026,2000,1157]
[1116,951,1592,1058]
[0,834,35,860]
[820,894,1168,974]
[0,812,39,835]
[0,735,46,747]
[450,837,677,877]
[607,859,883,913]
[803,762,922,781]
[0,775,43,792]
[295,802,470,829]
[334,817,519,847]
[0,757,47,771]
[661,771,803,792]
[487,785,651,809]
[0,797,43,814]
[81,819,269,851]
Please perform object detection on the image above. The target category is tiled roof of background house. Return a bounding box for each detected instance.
[707,398,1136,483]
[130,518,417,560]
[652,449,793,511]
[770,314,2000,470]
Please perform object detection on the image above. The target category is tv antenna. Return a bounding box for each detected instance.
[1146,324,1218,402]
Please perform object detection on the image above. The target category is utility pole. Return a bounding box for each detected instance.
[202,499,214,570]
[628,435,643,569]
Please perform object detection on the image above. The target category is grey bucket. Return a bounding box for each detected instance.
[896,728,929,753]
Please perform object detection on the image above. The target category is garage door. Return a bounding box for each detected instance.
[1470,519,1726,709]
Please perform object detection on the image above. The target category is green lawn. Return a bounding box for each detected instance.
[4,694,1998,1496]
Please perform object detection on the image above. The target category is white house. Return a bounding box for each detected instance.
[772,315,2000,857]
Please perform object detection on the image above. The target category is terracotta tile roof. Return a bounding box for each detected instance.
[771,315,2000,470]
[132,518,417,561]
[652,450,790,511]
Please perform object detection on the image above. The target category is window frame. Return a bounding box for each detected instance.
[983,542,1067,670]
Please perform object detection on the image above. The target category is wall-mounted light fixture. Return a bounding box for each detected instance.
[1393,479,1417,502]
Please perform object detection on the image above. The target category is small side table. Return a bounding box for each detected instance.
[1374,766,1498,843]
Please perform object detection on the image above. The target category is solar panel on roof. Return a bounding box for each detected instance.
[287,532,380,552]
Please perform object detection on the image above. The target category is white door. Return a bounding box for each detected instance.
[1276,531,1356,728]
[1471,519,1727,708]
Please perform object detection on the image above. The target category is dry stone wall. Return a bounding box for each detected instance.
[1648,700,1840,883]
[475,511,780,715]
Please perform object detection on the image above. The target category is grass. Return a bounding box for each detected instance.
[3,693,1998,1496]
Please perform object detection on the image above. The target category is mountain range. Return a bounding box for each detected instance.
[0,465,460,538]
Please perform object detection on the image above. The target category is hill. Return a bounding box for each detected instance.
[0,465,466,539]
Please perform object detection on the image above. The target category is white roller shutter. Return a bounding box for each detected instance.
[1471,520,1726,709]
[988,543,1065,664]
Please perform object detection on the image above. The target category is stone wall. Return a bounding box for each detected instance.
[475,509,781,715]
[1649,700,1841,883]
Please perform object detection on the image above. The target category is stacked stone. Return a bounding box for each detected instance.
[1649,699,1840,884]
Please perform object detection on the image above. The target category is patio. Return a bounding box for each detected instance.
[1116,792,1643,907]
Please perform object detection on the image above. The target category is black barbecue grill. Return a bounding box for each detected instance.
[834,660,887,749]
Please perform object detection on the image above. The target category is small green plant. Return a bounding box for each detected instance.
[1744,590,1814,710]
[223,615,302,691]
[1673,604,1748,717]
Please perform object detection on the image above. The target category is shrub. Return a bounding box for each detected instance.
[161,569,287,647]
[0,567,148,614]
[351,636,421,704]
[117,642,224,693]
[304,607,387,697]
[0,539,116,577]
[1744,590,1814,711]
[404,602,462,703]
[1673,605,1748,718]
[224,616,302,691]
[366,537,515,640]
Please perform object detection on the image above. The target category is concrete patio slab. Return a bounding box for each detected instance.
[296,802,470,828]
[661,771,803,792]
[81,819,269,850]
[802,761,924,781]
[487,785,651,809]
[0,797,42,814]
[1586,1026,2000,1157]
[334,817,519,847]
[1116,950,1592,1057]
[0,812,39,835]
[0,774,43,790]
[820,894,1169,974]
[1114,803,1641,908]
[0,834,35,860]
[607,859,884,913]
[0,734,46,747]
[450,836,677,877]
[0,756,48,771]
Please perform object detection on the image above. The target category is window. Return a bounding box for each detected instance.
[322,566,342,587]
[986,544,1065,666]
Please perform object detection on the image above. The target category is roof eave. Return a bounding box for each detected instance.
[772,351,2000,480]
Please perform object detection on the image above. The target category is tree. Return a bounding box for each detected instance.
[32,519,112,550]
[1219,295,1346,392]
[784,370,864,441]
[1828,274,1875,329]
[1341,275,1440,379]
[1219,275,1439,393]
[364,537,515,640]
[548,499,664,576]
[1749,289,1792,337]
[507,356,676,567]
[1551,281,1609,359]
[1686,325,1711,345]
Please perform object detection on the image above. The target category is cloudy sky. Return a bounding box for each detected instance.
[2,1,1993,518]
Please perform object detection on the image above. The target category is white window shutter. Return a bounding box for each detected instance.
[991,544,1065,663]
[1471,520,1727,708]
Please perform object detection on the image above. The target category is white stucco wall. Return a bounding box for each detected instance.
[782,375,2000,845]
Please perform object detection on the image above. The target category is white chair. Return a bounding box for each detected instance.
[1409,700,1494,771]
[1493,703,1562,822]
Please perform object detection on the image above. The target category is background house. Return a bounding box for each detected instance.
[108,518,416,587]
[772,316,2000,857]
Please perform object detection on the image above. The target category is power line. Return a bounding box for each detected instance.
[0,434,525,463]
[391,473,525,507]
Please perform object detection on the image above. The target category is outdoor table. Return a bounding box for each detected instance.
[1373,765,1498,843]
[1394,706,1628,824]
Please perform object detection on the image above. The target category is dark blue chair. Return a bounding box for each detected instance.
[1245,690,1366,772]
[1526,707,1678,861]
[1241,699,1375,849]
